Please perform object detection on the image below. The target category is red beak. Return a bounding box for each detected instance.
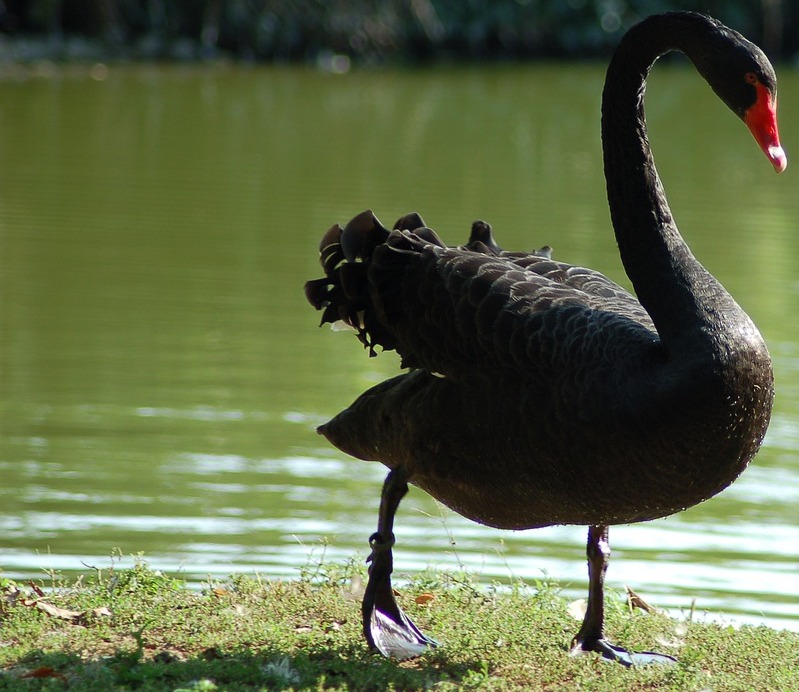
[744,81,787,173]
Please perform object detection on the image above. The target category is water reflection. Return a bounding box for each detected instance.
[0,63,797,632]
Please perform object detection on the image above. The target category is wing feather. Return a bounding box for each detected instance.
[306,211,657,377]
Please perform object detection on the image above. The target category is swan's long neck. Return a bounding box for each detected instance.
[602,14,755,357]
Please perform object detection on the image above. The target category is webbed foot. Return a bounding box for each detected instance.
[570,636,677,667]
[367,598,438,660]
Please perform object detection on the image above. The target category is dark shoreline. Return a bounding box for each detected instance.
[1,2,796,68]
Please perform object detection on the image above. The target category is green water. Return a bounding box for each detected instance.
[1,62,798,631]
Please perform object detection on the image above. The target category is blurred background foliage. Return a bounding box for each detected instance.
[0,0,795,64]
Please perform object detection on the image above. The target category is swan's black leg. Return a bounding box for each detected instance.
[570,525,676,666]
[362,469,437,660]
[570,525,614,656]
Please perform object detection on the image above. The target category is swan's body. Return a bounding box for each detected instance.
[305,12,785,664]
[316,213,771,529]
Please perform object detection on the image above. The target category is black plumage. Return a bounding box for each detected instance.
[304,11,785,664]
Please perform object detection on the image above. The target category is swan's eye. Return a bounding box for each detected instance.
[745,72,758,84]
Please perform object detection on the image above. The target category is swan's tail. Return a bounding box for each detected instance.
[304,210,394,355]
[305,210,505,356]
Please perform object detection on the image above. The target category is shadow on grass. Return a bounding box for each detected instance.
[6,642,484,690]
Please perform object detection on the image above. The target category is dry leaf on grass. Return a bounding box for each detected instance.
[34,600,84,621]
[625,586,659,614]
[21,666,67,681]
[566,598,587,621]
[28,599,113,624]
[2,584,21,606]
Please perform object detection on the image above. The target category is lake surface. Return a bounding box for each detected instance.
[1,61,798,633]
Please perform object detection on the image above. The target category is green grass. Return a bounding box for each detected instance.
[1,556,798,691]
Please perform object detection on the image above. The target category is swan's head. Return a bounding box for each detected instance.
[694,24,786,173]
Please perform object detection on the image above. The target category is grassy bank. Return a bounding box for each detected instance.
[1,557,797,691]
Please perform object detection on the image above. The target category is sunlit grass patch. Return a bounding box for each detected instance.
[1,554,797,690]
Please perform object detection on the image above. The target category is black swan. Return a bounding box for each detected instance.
[304,12,786,665]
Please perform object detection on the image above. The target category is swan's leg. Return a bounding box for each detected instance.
[570,525,676,666]
[570,525,612,652]
[362,468,438,659]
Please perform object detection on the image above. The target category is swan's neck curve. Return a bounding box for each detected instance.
[602,14,758,358]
